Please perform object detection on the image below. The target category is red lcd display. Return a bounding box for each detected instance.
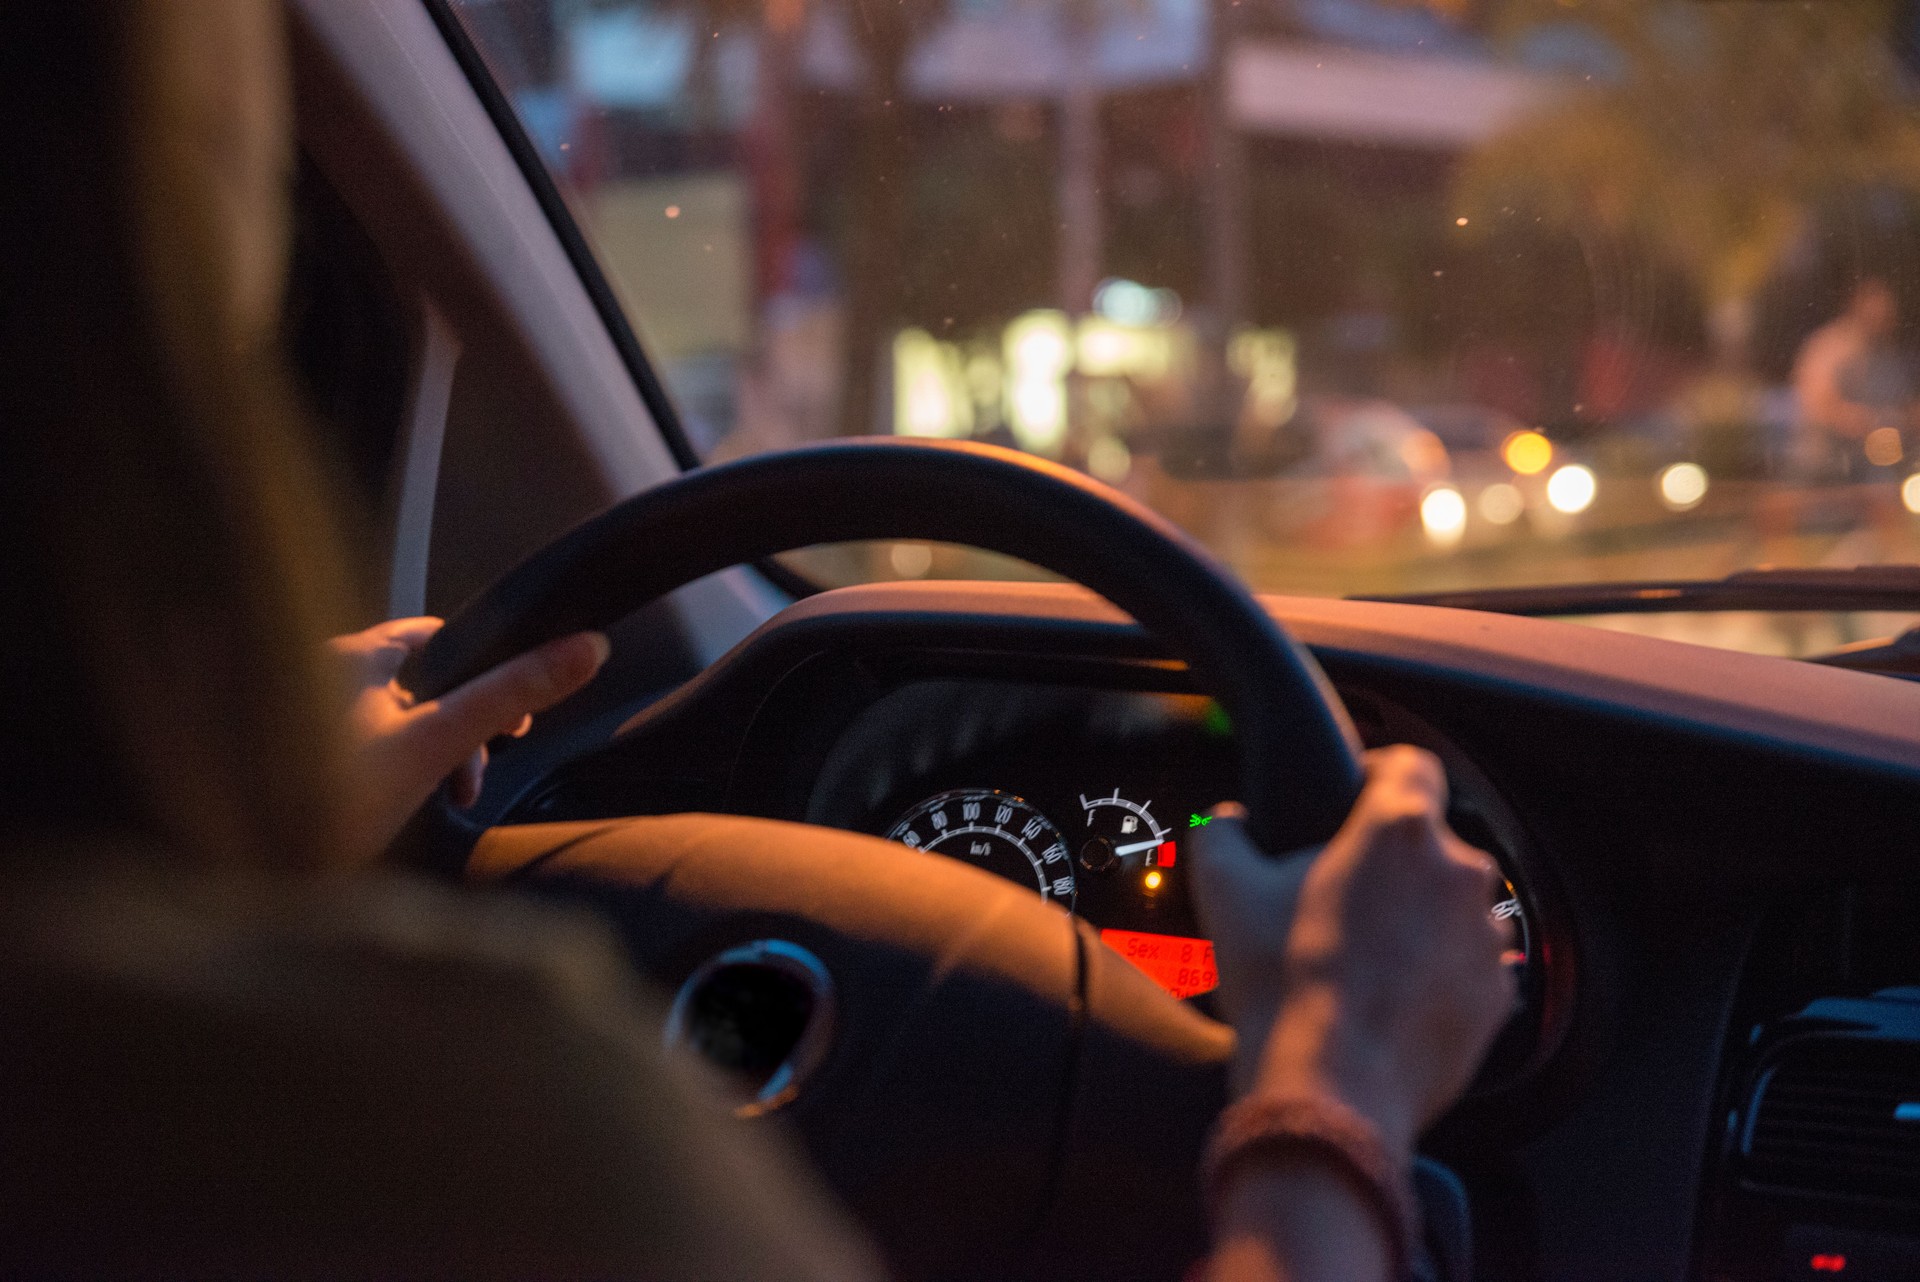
[1100,928,1218,999]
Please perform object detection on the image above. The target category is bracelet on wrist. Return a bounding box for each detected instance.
[1201,1091,1420,1281]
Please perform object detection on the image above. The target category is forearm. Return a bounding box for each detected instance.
[1209,1162,1395,1282]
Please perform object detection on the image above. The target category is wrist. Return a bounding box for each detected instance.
[1203,1091,1420,1282]
[1249,983,1418,1163]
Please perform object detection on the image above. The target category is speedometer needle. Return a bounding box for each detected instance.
[1112,838,1163,857]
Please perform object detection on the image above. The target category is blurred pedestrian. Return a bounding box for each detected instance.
[1789,278,1913,480]
[1762,279,1917,560]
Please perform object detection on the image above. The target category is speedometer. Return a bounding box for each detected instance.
[886,789,1076,908]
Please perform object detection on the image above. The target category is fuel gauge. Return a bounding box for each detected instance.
[1077,791,1176,876]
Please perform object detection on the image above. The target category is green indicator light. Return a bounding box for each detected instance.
[1201,701,1233,738]
[1189,813,1212,829]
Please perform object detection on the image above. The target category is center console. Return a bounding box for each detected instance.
[1698,885,1920,1281]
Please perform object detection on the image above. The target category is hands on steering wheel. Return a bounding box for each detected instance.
[339,608,1512,1163]
[362,442,1515,1280]
[1194,745,1516,1161]
[1192,745,1515,1281]
[343,621,1508,1282]
[327,618,609,864]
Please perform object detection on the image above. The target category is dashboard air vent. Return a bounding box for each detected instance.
[1743,1038,1920,1207]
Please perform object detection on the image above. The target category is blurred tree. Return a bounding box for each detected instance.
[570,0,929,436]
[902,108,1056,333]
[574,0,806,298]
[831,0,933,435]
[1104,87,1208,304]
[824,0,1148,437]
[597,0,1232,439]
[1453,0,1920,366]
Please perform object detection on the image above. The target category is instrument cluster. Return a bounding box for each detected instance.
[807,678,1548,1063]
[884,783,1227,998]
[809,678,1235,978]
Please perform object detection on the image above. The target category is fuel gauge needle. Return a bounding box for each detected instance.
[1112,838,1163,858]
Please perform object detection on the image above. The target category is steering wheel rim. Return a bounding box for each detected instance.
[416,438,1371,1277]
[409,438,1362,854]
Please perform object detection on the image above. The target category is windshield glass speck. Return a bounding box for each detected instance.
[450,0,1920,632]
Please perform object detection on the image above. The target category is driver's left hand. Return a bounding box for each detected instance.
[329,617,609,863]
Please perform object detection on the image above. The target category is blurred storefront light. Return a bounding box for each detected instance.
[1546,464,1597,514]
[1421,485,1469,547]
[1478,482,1524,525]
[902,308,1195,457]
[1094,277,1181,327]
[1229,329,1300,430]
[893,328,972,439]
[1005,311,1072,456]
[1502,430,1553,476]
[1657,462,1709,511]
[1078,319,1173,379]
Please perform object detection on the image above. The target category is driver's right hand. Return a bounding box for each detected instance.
[1189,745,1515,1162]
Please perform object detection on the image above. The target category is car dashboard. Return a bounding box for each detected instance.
[490,581,1920,1282]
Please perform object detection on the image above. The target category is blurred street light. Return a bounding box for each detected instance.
[1421,484,1469,547]
[1902,474,1920,515]
[1479,482,1524,525]
[1657,462,1709,511]
[1502,430,1552,476]
[1546,464,1596,514]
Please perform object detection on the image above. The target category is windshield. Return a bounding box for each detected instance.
[448,0,1920,629]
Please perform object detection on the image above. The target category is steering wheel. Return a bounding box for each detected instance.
[406,438,1365,1280]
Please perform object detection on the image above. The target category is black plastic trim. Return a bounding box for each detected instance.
[1361,567,1920,618]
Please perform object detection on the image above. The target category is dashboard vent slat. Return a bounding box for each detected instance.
[1743,1039,1920,1207]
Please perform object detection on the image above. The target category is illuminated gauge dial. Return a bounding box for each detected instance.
[1076,791,1174,876]
[886,789,1076,908]
[1493,876,1531,974]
